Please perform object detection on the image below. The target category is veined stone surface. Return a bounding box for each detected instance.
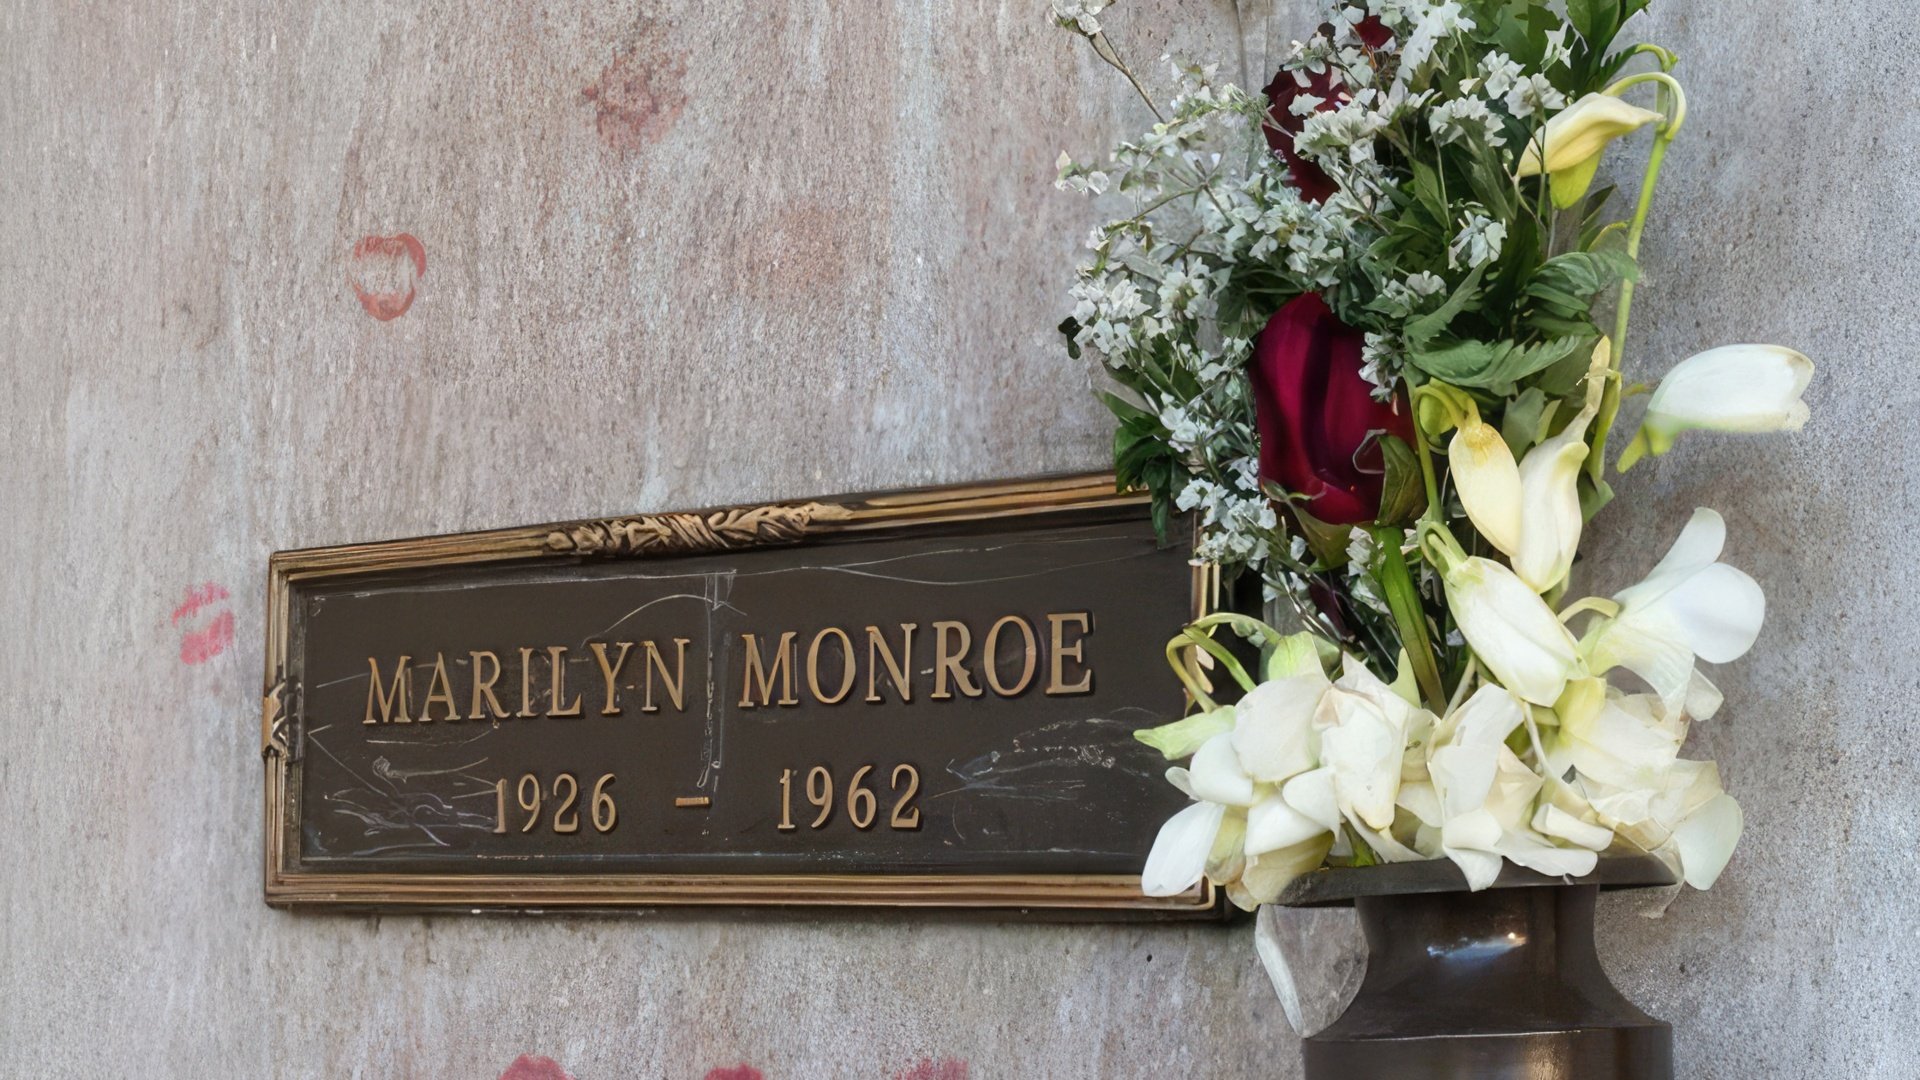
[1,1,1914,1076]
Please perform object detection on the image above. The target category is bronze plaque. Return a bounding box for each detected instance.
[261,474,1219,914]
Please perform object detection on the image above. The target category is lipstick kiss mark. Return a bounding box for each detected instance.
[348,233,427,321]
[172,581,233,665]
[583,39,688,155]
[498,1055,575,1080]
[703,1067,764,1080]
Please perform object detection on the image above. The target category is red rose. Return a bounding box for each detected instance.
[1250,292,1414,526]
[1261,16,1392,203]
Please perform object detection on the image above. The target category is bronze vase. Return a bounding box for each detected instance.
[1278,855,1676,1079]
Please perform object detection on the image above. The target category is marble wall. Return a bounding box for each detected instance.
[2,1,1913,1075]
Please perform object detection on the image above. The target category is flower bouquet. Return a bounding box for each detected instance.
[1051,0,1814,913]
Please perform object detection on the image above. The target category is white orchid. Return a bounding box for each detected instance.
[1419,685,1603,889]
[1139,636,1347,904]
[1315,655,1429,834]
[1559,691,1744,890]
[1582,508,1765,713]
[1441,554,1583,706]
[1617,345,1815,470]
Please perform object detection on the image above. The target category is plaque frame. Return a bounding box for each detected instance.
[260,473,1222,914]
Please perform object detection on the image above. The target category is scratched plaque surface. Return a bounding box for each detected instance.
[261,475,1222,914]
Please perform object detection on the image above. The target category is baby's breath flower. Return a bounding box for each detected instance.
[1478,52,1523,99]
[1504,73,1567,119]
[1450,212,1508,270]
[1543,25,1573,69]
[1429,96,1503,147]
[1048,0,1108,35]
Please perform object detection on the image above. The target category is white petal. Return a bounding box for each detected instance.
[1349,817,1426,863]
[1441,807,1503,851]
[1519,92,1664,176]
[1587,609,1696,713]
[1511,420,1590,592]
[1281,767,1343,834]
[1494,830,1600,879]
[1685,670,1724,721]
[1189,732,1258,806]
[1396,779,1443,828]
[1646,345,1814,434]
[1449,422,1524,558]
[1660,562,1765,664]
[1141,800,1226,896]
[1445,557,1580,705]
[1674,793,1743,890]
[1563,692,1684,792]
[1614,508,1724,611]
[1532,804,1614,851]
[1165,766,1195,800]
[1448,683,1527,748]
[1320,692,1404,830]
[1246,793,1332,856]
[1446,847,1505,891]
[1238,835,1336,905]
[1430,744,1501,821]
[1232,673,1328,782]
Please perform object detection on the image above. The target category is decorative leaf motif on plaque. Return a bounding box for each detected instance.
[545,502,852,556]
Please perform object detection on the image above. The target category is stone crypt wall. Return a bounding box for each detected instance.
[2,1,1915,1076]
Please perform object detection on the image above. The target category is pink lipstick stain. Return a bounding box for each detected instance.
[498,1055,575,1080]
[894,1059,969,1080]
[582,38,688,155]
[703,1067,764,1080]
[172,581,233,665]
[347,233,426,320]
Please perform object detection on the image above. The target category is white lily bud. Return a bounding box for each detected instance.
[1442,556,1582,706]
[1516,93,1664,207]
[1448,416,1523,556]
[1619,345,1814,470]
[1511,418,1591,592]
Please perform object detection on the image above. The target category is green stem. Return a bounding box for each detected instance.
[1370,525,1447,713]
[1587,68,1687,480]
[1090,31,1166,124]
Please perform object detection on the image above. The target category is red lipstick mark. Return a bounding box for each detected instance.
[703,1067,764,1080]
[894,1060,969,1080]
[583,39,688,155]
[347,233,426,321]
[499,1055,575,1080]
[172,581,233,665]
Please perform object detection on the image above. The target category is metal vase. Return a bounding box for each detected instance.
[1279,856,1676,1080]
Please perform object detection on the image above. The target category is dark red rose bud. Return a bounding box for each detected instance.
[1250,292,1415,526]
[1261,16,1392,203]
[1352,15,1393,49]
[1262,67,1340,203]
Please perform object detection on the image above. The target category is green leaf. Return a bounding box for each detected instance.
[1533,343,1597,396]
[1578,473,1615,522]
[1267,631,1336,681]
[1134,705,1235,761]
[1376,434,1428,526]
[1501,388,1552,456]
[1407,335,1591,395]
[1098,390,1152,425]
[1289,504,1354,568]
[1404,264,1488,348]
